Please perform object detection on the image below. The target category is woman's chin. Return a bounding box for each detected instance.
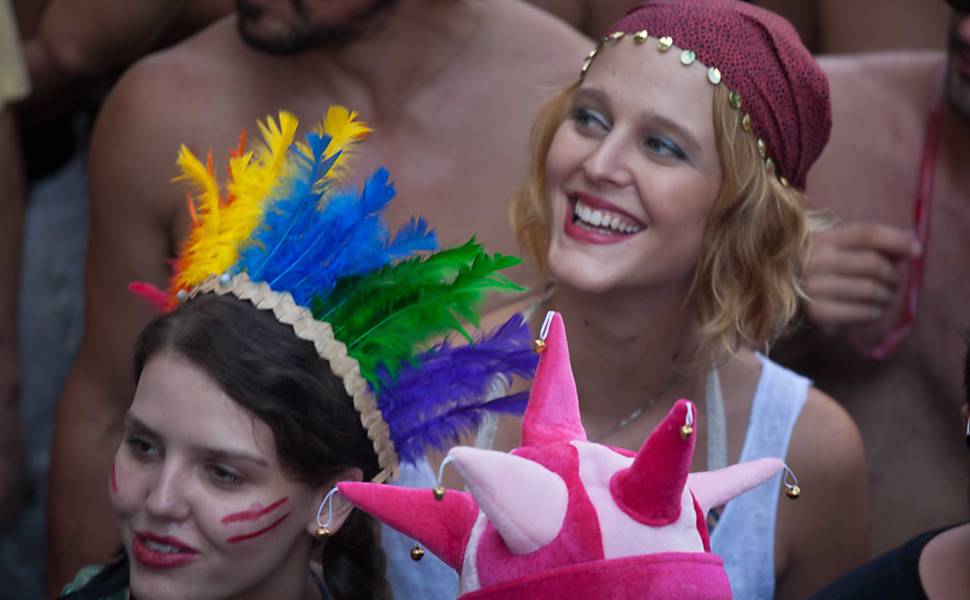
[129,576,187,600]
[548,255,625,296]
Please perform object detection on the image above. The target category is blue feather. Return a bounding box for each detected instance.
[242,133,340,281]
[236,132,335,280]
[386,217,437,259]
[267,169,395,289]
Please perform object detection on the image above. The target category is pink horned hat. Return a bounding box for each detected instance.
[340,312,784,599]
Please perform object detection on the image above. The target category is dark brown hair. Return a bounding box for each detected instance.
[61,293,390,599]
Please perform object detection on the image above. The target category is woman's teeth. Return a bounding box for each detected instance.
[573,200,642,234]
[144,539,183,554]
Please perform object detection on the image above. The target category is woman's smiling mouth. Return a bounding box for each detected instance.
[564,192,645,243]
[132,531,200,568]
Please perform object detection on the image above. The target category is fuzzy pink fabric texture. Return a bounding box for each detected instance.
[603,0,831,189]
[339,312,783,599]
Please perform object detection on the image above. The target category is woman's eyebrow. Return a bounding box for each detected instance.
[195,447,269,466]
[124,413,268,466]
[123,413,155,436]
[573,86,610,107]
[639,111,702,156]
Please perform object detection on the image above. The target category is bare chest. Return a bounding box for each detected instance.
[796,156,970,424]
[173,88,539,286]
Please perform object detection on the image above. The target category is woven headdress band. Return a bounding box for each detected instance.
[131,107,537,482]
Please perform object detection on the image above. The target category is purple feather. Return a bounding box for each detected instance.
[394,391,530,463]
[376,315,537,463]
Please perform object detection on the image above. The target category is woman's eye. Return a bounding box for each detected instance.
[125,436,159,461]
[207,465,243,487]
[644,135,688,161]
[572,107,609,132]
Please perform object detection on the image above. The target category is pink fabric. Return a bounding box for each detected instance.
[605,0,831,189]
[688,458,784,513]
[450,447,569,555]
[572,440,706,558]
[476,443,604,588]
[520,313,588,446]
[336,483,477,570]
[611,399,695,525]
[460,552,732,600]
[338,312,785,600]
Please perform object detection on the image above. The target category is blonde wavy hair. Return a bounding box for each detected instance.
[510,83,813,366]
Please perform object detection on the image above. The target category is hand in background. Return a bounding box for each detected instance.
[803,222,918,333]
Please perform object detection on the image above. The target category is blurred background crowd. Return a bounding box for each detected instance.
[0,0,966,597]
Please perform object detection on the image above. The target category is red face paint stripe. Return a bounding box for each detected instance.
[110,464,118,494]
[221,496,289,524]
[226,512,291,544]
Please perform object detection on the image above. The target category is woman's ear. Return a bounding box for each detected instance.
[306,467,364,537]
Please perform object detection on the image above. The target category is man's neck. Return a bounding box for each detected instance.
[307,0,483,127]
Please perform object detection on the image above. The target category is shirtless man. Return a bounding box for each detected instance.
[779,3,970,554]
[45,0,588,590]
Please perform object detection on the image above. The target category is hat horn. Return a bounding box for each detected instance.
[609,399,696,525]
[520,312,588,447]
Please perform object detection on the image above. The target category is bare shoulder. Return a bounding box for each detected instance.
[819,51,943,86]
[919,522,970,600]
[789,387,866,485]
[819,51,943,130]
[807,51,943,218]
[92,17,267,212]
[480,0,591,84]
[773,386,869,595]
[105,17,255,125]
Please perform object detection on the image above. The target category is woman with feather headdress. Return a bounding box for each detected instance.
[57,107,537,600]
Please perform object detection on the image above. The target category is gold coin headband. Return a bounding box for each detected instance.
[581,30,791,188]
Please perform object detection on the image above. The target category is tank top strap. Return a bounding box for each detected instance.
[740,354,810,463]
[710,354,809,600]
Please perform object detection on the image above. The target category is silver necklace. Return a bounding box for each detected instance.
[591,373,680,443]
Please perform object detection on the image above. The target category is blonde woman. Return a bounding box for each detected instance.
[491,2,870,598]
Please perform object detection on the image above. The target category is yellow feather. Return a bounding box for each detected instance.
[173,146,231,288]
[214,111,300,274]
[229,111,299,208]
[169,109,364,295]
[316,105,372,183]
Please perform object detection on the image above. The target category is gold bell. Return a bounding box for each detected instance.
[533,339,547,354]
[679,424,694,440]
[785,484,801,499]
[433,485,446,501]
[313,526,331,540]
[410,544,425,561]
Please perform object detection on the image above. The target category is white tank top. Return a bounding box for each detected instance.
[710,355,809,600]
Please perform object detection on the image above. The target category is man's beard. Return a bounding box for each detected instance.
[236,0,398,55]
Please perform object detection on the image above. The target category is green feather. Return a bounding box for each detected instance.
[313,239,481,326]
[312,238,523,385]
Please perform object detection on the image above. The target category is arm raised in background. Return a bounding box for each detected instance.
[37,0,188,78]
[44,56,194,594]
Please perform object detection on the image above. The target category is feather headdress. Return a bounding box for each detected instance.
[132,107,537,481]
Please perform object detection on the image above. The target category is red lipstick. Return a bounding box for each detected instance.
[132,531,199,568]
[573,192,646,225]
[564,192,645,245]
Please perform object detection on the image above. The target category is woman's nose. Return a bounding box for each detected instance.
[582,134,632,187]
[144,462,191,522]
